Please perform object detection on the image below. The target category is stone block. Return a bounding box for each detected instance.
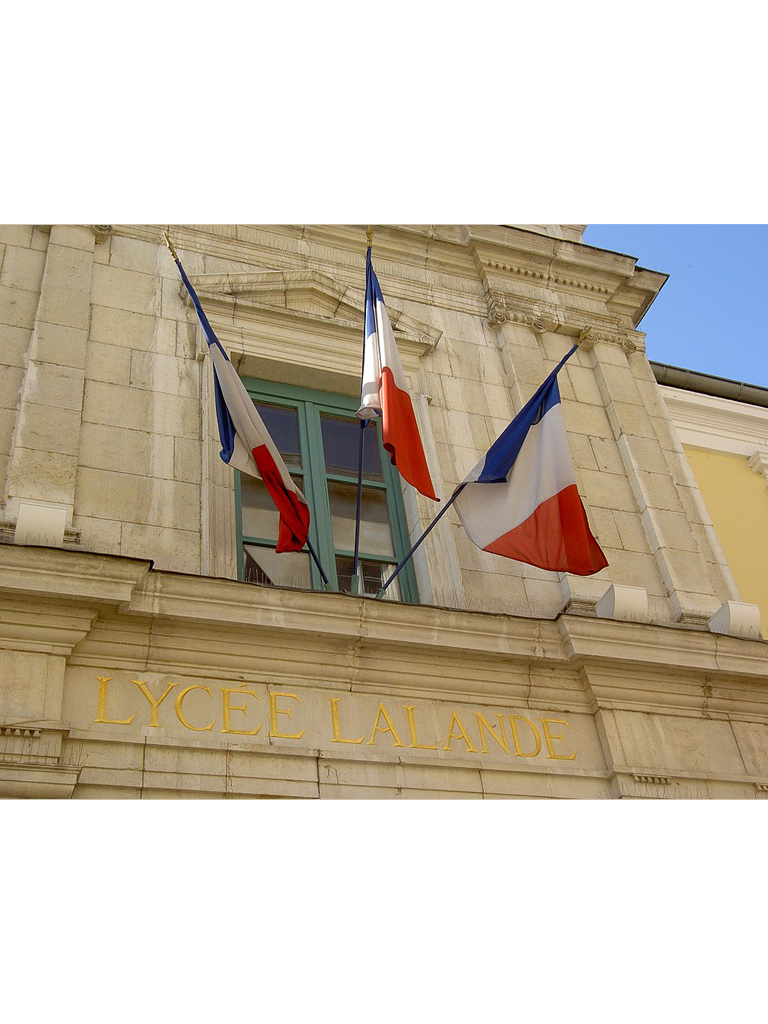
[0,284,39,330]
[174,436,202,484]
[562,402,614,439]
[0,245,46,292]
[82,380,200,438]
[32,322,88,370]
[14,403,83,456]
[596,361,644,406]
[7,448,78,505]
[30,226,51,251]
[629,470,684,514]
[0,225,33,247]
[658,547,715,596]
[19,361,85,411]
[579,468,639,513]
[91,264,160,316]
[462,569,529,614]
[588,506,621,549]
[85,340,132,385]
[36,283,91,331]
[568,433,599,471]
[76,466,200,532]
[0,324,31,368]
[602,548,666,596]
[564,363,605,406]
[0,408,16,457]
[79,422,175,479]
[0,366,25,410]
[606,400,657,440]
[120,522,200,573]
[129,350,201,399]
[613,510,652,553]
[90,305,177,353]
[522,576,566,618]
[50,225,96,251]
[589,436,625,475]
[72,514,123,555]
[618,434,670,476]
[108,235,162,275]
[640,507,700,554]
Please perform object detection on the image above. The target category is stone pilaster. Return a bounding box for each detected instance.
[5,225,98,530]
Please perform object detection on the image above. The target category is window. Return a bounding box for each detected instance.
[235,378,418,602]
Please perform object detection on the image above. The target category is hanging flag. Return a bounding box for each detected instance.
[453,346,608,576]
[357,248,437,500]
[170,249,310,554]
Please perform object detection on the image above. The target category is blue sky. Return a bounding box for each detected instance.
[581,225,767,386]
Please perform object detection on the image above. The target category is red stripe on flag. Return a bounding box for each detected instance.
[380,366,437,500]
[483,484,608,575]
[252,444,310,554]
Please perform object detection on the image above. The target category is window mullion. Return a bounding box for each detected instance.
[303,401,339,591]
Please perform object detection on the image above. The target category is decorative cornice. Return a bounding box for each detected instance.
[484,292,644,352]
[91,225,113,243]
[660,385,768,458]
[632,774,671,785]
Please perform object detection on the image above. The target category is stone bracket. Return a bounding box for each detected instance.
[708,601,762,640]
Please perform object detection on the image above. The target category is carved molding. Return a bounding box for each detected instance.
[660,386,768,458]
[484,292,644,352]
[747,448,768,484]
[632,774,671,786]
[91,225,113,242]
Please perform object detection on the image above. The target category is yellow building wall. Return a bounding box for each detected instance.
[685,446,768,637]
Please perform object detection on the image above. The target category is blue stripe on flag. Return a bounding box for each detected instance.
[364,247,378,340]
[173,256,237,463]
[476,345,578,483]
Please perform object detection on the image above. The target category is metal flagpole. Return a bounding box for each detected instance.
[377,484,467,598]
[306,537,330,587]
[350,226,373,596]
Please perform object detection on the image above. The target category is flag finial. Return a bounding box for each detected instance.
[366,225,373,248]
[163,231,179,262]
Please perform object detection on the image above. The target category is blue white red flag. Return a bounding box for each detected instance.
[357,248,437,500]
[172,256,310,553]
[453,346,607,575]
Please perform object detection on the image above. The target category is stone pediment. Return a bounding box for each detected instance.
[186,270,442,352]
[184,270,442,393]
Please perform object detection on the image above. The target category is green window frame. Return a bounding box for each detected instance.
[235,377,419,603]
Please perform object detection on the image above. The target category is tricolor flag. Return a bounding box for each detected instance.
[453,346,608,576]
[357,248,437,500]
[172,255,310,553]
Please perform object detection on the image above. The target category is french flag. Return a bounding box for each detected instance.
[173,257,310,553]
[453,346,608,576]
[357,248,437,500]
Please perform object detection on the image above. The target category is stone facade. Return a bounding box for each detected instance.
[0,223,766,798]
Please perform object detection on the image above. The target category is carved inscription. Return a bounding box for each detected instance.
[93,677,578,762]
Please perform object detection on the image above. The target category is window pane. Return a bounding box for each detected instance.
[243,544,311,589]
[320,414,383,480]
[335,556,401,599]
[241,474,303,540]
[327,480,395,556]
[254,403,301,469]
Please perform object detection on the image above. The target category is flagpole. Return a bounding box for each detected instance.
[351,226,374,596]
[306,537,330,587]
[377,484,466,599]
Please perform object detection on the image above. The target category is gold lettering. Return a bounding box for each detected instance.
[132,680,179,728]
[403,705,438,749]
[367,704,404,747]
[508,715,542,757]
[220,685,262,735]
[540,718,577,760]
[94,676,136,725]
[268,692,305,740]
[328,698,365,744]
[475,713,509,755]
[175,685,215,732]
[443,711,478,753]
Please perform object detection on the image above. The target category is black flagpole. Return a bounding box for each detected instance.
[351,227,373,595]
[377,484,467,598]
